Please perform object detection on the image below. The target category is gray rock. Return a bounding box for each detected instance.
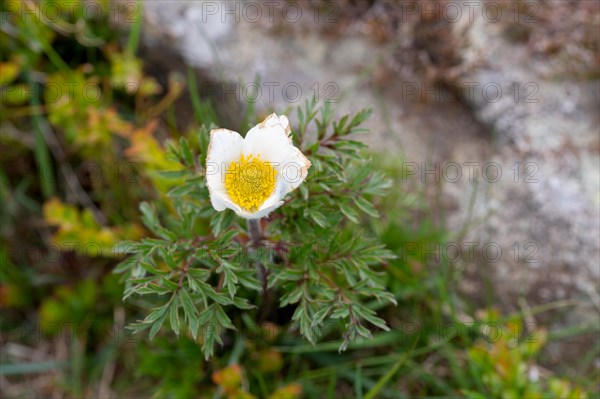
[454,1,600,304]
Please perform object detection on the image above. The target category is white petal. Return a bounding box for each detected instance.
[210,190,229,212]
[243,114,293,166]
[257,179,287,212]
[247,200,284,219]
[263,147,311,206]
[206,128,244,179]
[254,147,310,215]
[206,128,243,211]
[210,190,237,212]
[278,146,311,191]
[210,189,266,219]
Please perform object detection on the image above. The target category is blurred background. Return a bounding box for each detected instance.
[1,0,599,398]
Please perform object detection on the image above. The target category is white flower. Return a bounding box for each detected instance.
[206,113,311,219]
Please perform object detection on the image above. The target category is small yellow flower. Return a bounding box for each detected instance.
[206,114,310,219]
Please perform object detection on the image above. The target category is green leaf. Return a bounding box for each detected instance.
[156,169,189,179]
[180,289,197,321]
[112,241,139,255]
[353,305,390,331]
[139,203,178,240]
[139,260,166,275]
[139,202,158,230]
[236,270,262,292]
[210,209,235,236]
[355,324,373,339]
[299,184,309,201]
[167,183,197,197]
[149,312,167,340]
[215,229,239,246]
[307,208,329,228]
[161,278,179,291]
[126,323,152,335]
[206,290,233,306]
[334,114,349,135]
[353,196,379,218]
[179,136,194,166]
[153,225,178,241]
[349,108,372,129]
[331,307,350,319]
[169,296,180,335]
[145,305,169,340]
[113,255,138,273]
[280,285,304,307]
[232,297,255,309]
[144,305,168,323]
[339,202,360,223]
[218,264,238,298]
[213,304,235,329]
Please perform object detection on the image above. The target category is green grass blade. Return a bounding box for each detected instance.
[27,75,54,198]
[187,66,217,126]
[364,337,419,399]
[363,355,405,399]
[326,368,337,398]
[355,364,363,399]
[126,0,143,56]
[0,361,68,376]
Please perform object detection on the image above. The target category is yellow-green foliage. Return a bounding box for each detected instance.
[463,309,587,399]
[43,197,143,257]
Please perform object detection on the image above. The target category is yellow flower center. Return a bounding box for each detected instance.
[225,154,277,211]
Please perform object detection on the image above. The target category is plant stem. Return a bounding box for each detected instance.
[247,219,271,320]
[247,219,267,287]
[247,219,262,246]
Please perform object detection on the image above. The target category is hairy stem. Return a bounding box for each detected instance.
[247,219,267,286]
[247,219,262,246]
[247,219,271,320]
